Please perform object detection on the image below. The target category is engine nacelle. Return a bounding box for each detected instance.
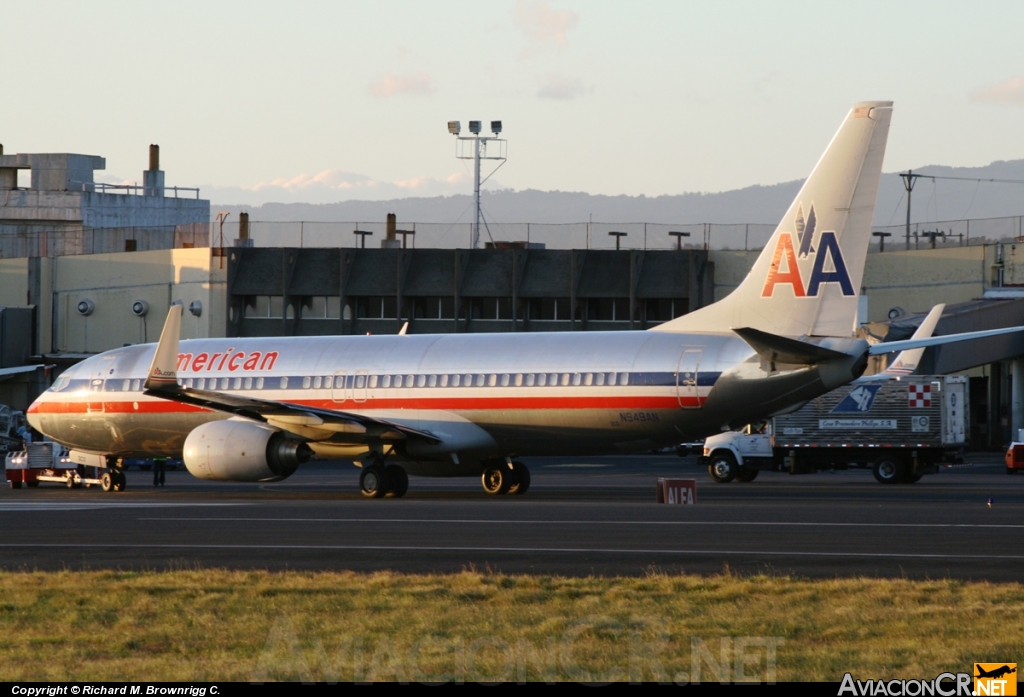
[183,420,311,482]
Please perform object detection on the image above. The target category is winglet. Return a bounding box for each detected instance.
[144,303,183,390]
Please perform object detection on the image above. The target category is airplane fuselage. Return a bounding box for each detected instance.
[27,329,817,475]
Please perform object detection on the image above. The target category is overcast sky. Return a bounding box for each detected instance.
[5,1,1024,204]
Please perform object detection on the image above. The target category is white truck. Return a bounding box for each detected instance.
[700,375,968,484]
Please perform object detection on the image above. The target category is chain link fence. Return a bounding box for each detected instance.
[0,222,208,258]
[2,216,1023,257]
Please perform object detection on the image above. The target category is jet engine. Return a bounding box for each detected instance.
[183,420,311,482]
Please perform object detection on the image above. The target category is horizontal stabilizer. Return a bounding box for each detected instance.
[733,327,851,365]
[867,325,1024,355]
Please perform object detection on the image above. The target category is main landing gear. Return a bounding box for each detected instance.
[359,457,408,499]
[481,460,530,495]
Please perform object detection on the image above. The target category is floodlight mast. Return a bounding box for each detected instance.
[449,119,506,249]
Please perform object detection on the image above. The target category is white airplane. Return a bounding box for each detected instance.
[25,101,1022,497]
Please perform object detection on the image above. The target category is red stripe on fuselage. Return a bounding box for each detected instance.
[31,394,698,415]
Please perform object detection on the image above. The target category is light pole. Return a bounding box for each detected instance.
[609,231,627,250]
[448,120,507,249]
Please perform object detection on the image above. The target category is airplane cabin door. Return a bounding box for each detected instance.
[332,370,348,403]
[87,356,116,414]
[676,349,702,409]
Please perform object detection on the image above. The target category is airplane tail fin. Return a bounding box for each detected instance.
[654,101,893,338]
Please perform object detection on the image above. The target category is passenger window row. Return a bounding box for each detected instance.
[86,372,632,393]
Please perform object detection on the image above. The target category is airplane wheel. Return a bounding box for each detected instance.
[360,465,389,499]
[385,465,408,498]
[707,452,737,483]
[481,466,512,495]
[872,458,906,484]
[113,471,126,492]
[101,472,114,492]
[508,461,530,495]
[735,467,758,483]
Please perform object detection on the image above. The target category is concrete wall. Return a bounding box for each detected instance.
[0,190,208,227]
[51,248,226,353]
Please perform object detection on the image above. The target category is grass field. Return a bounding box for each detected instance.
[1,569,1021,683]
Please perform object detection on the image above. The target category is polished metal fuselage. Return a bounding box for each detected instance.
[28,329,842,475]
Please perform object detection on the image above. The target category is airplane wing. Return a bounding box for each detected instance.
[867,325,1024,355]
[142,304,440,445]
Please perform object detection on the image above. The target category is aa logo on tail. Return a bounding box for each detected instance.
[761,203,855,298]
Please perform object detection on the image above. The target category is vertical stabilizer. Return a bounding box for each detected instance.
[654,101,892,337]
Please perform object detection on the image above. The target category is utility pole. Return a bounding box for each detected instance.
[900,170,921,250]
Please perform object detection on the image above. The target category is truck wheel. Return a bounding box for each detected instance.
[708,452,737,483]
[873,458,907,484]
[735,467,759,483]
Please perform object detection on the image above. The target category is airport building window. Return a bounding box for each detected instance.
[242,296,285,319]
[300,296,342,320]
[643,298,686,323]
[527,297,571,321]
[466,297,512,321]
[409,296,456,320]
[586,298,631,322]
[353,296,398,320]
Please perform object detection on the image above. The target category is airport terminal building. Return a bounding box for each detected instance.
[2,146,1024,448]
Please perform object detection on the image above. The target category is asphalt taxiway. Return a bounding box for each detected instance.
[1,455,1021,580]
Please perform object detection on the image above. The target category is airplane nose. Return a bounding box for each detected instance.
[26,398,43,431]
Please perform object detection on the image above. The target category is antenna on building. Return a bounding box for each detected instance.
[448,119,507,249]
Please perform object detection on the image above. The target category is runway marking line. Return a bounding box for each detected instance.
[137,517,1024,529]
[1,542,1024,561]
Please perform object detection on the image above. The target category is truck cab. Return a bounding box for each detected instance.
[701,422,773,482]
